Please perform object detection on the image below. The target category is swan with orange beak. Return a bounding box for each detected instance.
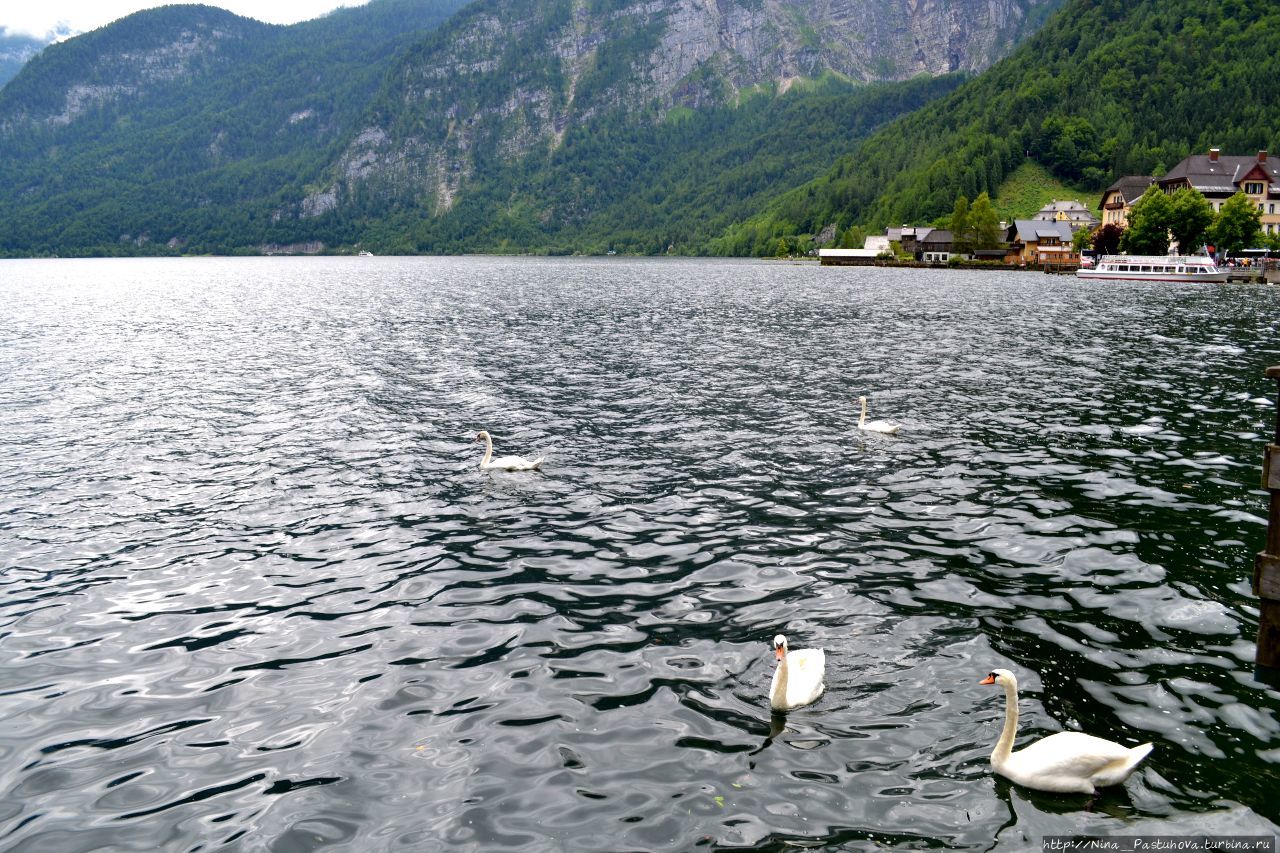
[769,634,825,712]
[979,668,1152,794]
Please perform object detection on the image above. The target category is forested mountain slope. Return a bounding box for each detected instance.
[0,0,473,253]
[711,0,1280,255]
[0,0,1060,256]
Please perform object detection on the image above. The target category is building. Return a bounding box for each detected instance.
[1160,148,1280,237]
[882,226,961,262]
[1099,176,1155,228]
[863,235,892,254]
[1032,200,1100,231]
[1004,220,1076,264]
[886,226,932,256]
[915,229,954,263]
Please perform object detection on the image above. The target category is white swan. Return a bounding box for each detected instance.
[474,430,544,471]
[857,396,900,434]
[980,668,1153,794]
[769,634,825,711]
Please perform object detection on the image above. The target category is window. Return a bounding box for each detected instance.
[1245,181,1265,195]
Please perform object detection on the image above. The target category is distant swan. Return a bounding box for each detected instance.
[769,634,825,712]
[857,396,900,434]
[980,668,1153,794]
[475,430,544,471]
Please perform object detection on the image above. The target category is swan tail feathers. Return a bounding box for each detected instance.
[1092,743,1154,788]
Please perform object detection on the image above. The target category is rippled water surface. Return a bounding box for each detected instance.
[2,256,1280,851]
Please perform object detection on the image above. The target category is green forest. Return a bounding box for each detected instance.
[0,0,472,256]
[350,74,965,256]
[716,0,1280,255]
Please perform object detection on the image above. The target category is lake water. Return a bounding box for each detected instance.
[1,256,1279,851]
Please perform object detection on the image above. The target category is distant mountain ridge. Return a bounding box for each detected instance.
[0,0,1063,256]
[0,27,51,87]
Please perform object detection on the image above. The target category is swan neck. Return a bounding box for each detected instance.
[481,434,493,466]
[993,679,1018,765]
[772,653,789,707]
[858,398,867,428]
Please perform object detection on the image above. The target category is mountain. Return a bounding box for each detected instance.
[0,28,50,87]
[290,0,1062,252]
[0,0,1061,256]
[713,0,1280,255]
[0,0,475,254]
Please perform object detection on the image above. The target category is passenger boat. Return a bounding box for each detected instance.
[1076,254,1227,282]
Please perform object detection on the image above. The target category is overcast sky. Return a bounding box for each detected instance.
[3,1,372,40]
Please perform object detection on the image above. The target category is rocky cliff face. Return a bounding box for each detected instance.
[0,8,263,130]
[313,0,1061,216]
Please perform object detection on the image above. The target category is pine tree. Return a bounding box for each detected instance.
[970,192,1000,250]
[951,195,972,254]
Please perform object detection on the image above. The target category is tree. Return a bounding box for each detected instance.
[969,192,1001,250]
[950,195,972,254]
[838,225,866,249]
[1072,225,1094,254]
[1092,223,1123,255]
[1167,187,1214,253]
[1120,183,1173,254]
[1208,191,1262,255]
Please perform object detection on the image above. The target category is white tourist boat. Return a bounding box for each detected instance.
[1076,254,1228,282]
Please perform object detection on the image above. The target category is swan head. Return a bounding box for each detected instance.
[773,634,788,660]
[980,668,1016,687]
[857,396,867,404]
[474,430,490,444]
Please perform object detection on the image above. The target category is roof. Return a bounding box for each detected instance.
[818,248,879,258]
[919,229,953,245]
[1160,151,1280,194]
[1007,220,1074,242]
[1100,176,1155,209]
[887,227,933,242]
[1035,200,1091,214]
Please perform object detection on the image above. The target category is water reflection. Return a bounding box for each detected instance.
[0,257,1277,851]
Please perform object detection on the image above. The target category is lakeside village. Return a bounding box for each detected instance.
[819,148,1280,282]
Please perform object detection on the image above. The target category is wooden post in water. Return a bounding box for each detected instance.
[1257,366,1280,673]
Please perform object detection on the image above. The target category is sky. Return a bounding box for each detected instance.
[2,1,372,40]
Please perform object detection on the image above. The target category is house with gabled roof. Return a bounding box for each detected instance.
[1099,176,1155,228]
[1032,200,1099,231]
[1159,148,1280,238]
[1004,219,1075,264]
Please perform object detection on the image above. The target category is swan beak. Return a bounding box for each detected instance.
[979,674,996,685]
[774,647,785,661]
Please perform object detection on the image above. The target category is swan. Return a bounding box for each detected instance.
[769,634,825,711]
[980,668,1153,794]
[474,430,544,471]
[857,396,900,434]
